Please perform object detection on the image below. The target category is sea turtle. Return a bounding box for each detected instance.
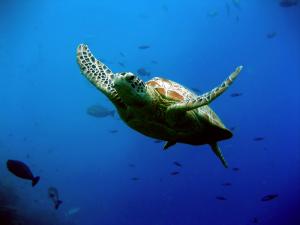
[76,44,243,168]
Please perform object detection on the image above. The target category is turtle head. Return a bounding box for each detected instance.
[114,72,149,106]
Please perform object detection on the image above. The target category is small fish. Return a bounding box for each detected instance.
[87,105,115,118]
[232,0,241,9]
[137,68,151,77]
[162,4,169,12]
[173,161,182,168]
[253,137,265,141]
[261,194,278,202]
[251,217,259,224]
[128,163,136,168]
[138,45,150,50]
[154,139,164,143]
[48,187,63,209]
[232,167,240,171]
[6,160,40,187]
[266,32,277,39]
[109,129,118,133]
[170,171,180,176]
[119,52,125,57]
[222,182,232,186]
[131,177,140,181]
[207,10,219,18]
[229,126,236,131]
[279,0,298,7]
[216,196,227,201]
[230,92,243,97]
[151,60,158,64]
[118,62,125,67]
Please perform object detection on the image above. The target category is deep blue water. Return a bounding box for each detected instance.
[1,1,300,225]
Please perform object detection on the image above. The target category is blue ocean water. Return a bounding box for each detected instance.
[0,0,300,225]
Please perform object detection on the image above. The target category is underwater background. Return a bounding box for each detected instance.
[0,0,300,225]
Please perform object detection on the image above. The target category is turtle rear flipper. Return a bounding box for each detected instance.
[167,66,243,114]
[209,143,228,168]
[77,44,125,108]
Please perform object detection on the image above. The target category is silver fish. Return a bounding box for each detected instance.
[87,105,115,118]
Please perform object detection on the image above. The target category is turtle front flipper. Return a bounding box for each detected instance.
[76,44,125,108]
[167,66,243,114]
[209,143,228,168]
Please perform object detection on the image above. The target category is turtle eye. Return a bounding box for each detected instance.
[126,75,135,81]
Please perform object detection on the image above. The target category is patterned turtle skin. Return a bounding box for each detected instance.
[76,44,243,168]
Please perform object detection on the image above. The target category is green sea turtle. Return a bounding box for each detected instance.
[76,44,243,168]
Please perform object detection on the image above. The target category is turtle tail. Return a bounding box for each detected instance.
[209,143,228,168]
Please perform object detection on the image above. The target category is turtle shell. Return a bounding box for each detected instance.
[146,77,196,102]
[146,77,228,130]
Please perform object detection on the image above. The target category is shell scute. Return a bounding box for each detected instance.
[146,77,195,102]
